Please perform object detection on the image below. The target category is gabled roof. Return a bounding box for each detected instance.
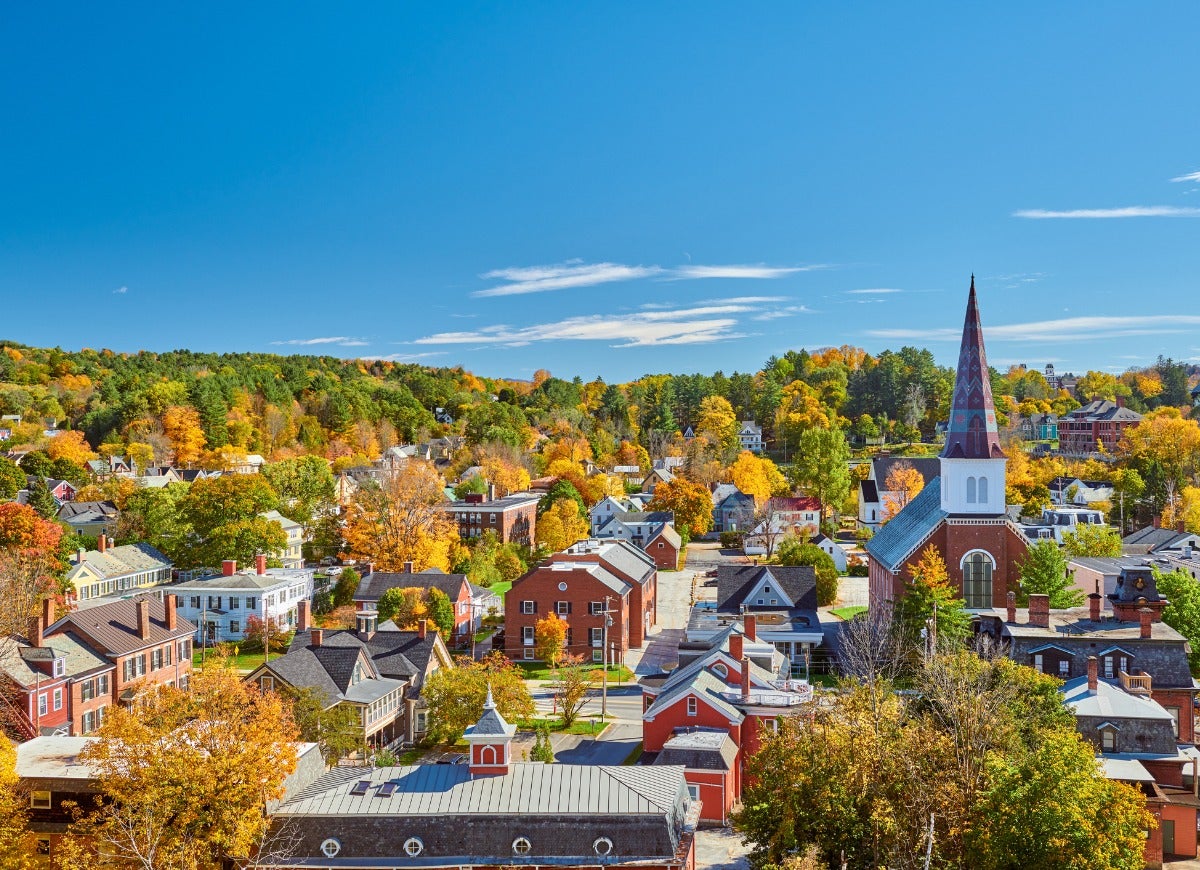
[654,729,740,771]
[1066,400,1143,423]
[287,626,442,685]
[354,569,470,603]
[643,667,743,723]
[1061,676,1174,721]
[49,594,196,655]
[715,565,817,611]
[859,478,880,504]
[649,523,681,549]
[864,478,948,572]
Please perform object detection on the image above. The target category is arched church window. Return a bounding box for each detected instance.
[962,551,994,608]
[978,476,989,503]
[966,477,977,504]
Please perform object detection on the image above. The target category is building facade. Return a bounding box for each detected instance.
[173,557,314,645]
[443,492,539,545]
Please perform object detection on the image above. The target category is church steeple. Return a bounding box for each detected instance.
[942,276,1005,461]
[939,278,1007,515]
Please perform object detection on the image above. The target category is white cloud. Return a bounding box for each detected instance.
[1014,206,1200,219]
[1171,171,1200,183]
[360,352,447,362]
[414,309,748,348]
[752,305,814,321]
[271,336,370,347]
[113,286,127,294]
[471,260,817,298]
[845,288,903,295]
[700,295,789,305]
[869,314,1200,343]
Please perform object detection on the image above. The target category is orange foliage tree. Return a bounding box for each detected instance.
[882,462,925,521]
[162,405,207,466]
[342,460,460,572]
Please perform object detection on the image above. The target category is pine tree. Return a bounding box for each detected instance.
[26,476,57,519]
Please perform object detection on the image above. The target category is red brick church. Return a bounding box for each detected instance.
[867,278,1028,612]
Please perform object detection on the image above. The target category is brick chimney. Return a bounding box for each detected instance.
[43,597,55,629]
[255,553,267,576]
[1179,521,1188,534]
[137,599,151,640]
[297,600,311,633]
[1027,594,1050,629]
[222,559,238,577]
[1006,590,1016,623]
[1153,515,1161,529]
[418,619,427,639]
[28,615,44,648]
[1115,395,1126,409]
[1087,655,1098,693]
[364,562,374,577]
[166,594,177,631]
[98,533,107,553]
[741,657,751,701]
[487,483,496,501]
[403,561,414,574]
[729,632,744,662]
[1140,607,1153,639]
[311,628,324,647]
[743,614,757,642]
[1088,593,1102,622]
[76,547,86,565]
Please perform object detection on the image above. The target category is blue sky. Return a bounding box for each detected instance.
[3,3,1200,382]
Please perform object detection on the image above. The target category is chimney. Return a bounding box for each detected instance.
[403,561,414,574]
[42,597,55,629]
[418,619,427,639]
[28,615,44,648]
[487,483,496,501]
[1115,395,1126,409]
[1140,607,1153,639]
[1088,593,1102,622]
[137,599,151,640]
[222,559,237,577]
[1153,516,1161,529]
[297,599,311,633]
[729,632,744,663]
[743,614,757,642]
[1179,521,1187,534]
[311,628,323,647]
[741,657,751,701]
[98,533,107,553]
[1027,594,1050,629]
[1087,656,1098,693]
[166,594,177,631]
[357,610,377,642]
[364,562,374,578]
[76,547,86,565]
[255,553,267,576]
[1006,591,1016,623]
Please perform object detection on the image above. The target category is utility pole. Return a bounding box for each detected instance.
[601,595,613,719]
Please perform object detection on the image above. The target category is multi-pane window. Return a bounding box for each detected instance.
[591,628,604,648]
[38,694,48,716]
[229,621,240,635]
[151,649,164,670]
[228,597,239,610]
[962,553,994,608]
[686,697,697,716]
[30,791,51,809]
[52,688,62,711]
[556,601,570,616]
[521,601,535,614]
[522,626,535,646]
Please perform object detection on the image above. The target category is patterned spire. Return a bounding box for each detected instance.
[941,277,1005,460]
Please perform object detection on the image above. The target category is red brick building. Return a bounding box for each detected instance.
[442,492,539,546]
[1057,398,1143,456]
[867,279,1028,613]
[640,617,812,824]
[505,539,657,663]
[353,563,475,642]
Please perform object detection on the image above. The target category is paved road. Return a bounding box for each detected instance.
[551,722,642,765]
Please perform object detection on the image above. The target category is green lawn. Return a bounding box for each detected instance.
[829,605,867,621]
[517,662,635,682]
[517,715,613,735]
[488,580,513,597]
[193,649,284,672]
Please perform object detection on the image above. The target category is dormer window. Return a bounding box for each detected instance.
[1100,726,1117,752]
[53,658,65,677]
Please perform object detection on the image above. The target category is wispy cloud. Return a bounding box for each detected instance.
[414,309,747,348]
[753,305,814,321]
[1170,171,1200,183]
[1014,206,1200,219]
[472,260,818,298]
[271,336,370,347]
[845,288,903,295]
[361,352,447,362]
[870,315,1200,343]
[113,286,128,294]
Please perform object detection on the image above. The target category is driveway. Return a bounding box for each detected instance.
[551,722,642,765]
[694,828,751,870]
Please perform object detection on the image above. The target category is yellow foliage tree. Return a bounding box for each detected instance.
[882,462,925,521]
[696,395,739,453]
[46,429,96,465]
[534,611,569,668]
[1121,408,1200,488]
[73,666,298,870]
[481,454,531,497]
[343,460,459,572]
[536,497,590,553]
[161,405,207,467]
[543,436,593,466]
[729,450,789,507]
[775,380,831,448]
[0,735,34,868]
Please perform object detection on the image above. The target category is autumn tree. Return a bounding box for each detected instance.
[75,665,298,870]
[790,427,851,522]
[647,477,713,538]
[376,587,428,627]
[242,614,292,653]
[729,450,789,507]
[427,587,455,640]
[286,686,368,763]
[1017,539,1083,608]
[882,460,925,521]
[552,655,594,727]
[421,652,535,742]
[534,611,569,668]
[1062,523,1122,558]
[1122,408,1200,493]
[0,503,64,640]
[260,455,335,526]
[695,395,739,455]
[774,380,831,451]
[1153,567,1200,673]
[342,460,459,572]
[46,428,96,465]
[161,404,207,466]
[0,735,33,868]
[536,497,590,553]
[0,457,24,501]
[894,546,970,649]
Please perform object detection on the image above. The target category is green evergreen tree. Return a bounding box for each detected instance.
[1017,539,1084,608]
[26,476,58,519]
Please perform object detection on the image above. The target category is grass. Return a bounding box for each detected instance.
[829,605,868,621]
[517,715,613,735]
[487,580,513,597]
[398,746,425,765]
[193,649,284,672]
[517,662,635,682]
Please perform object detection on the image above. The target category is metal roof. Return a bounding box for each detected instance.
[864,479,947,572]
[1061,676,1175,721]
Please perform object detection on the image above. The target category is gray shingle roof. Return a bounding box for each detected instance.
[354,570,469,604]
[715,565,817,611]
[872,455,940,487]
[864,477,947,572]
[286,626,441,685]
